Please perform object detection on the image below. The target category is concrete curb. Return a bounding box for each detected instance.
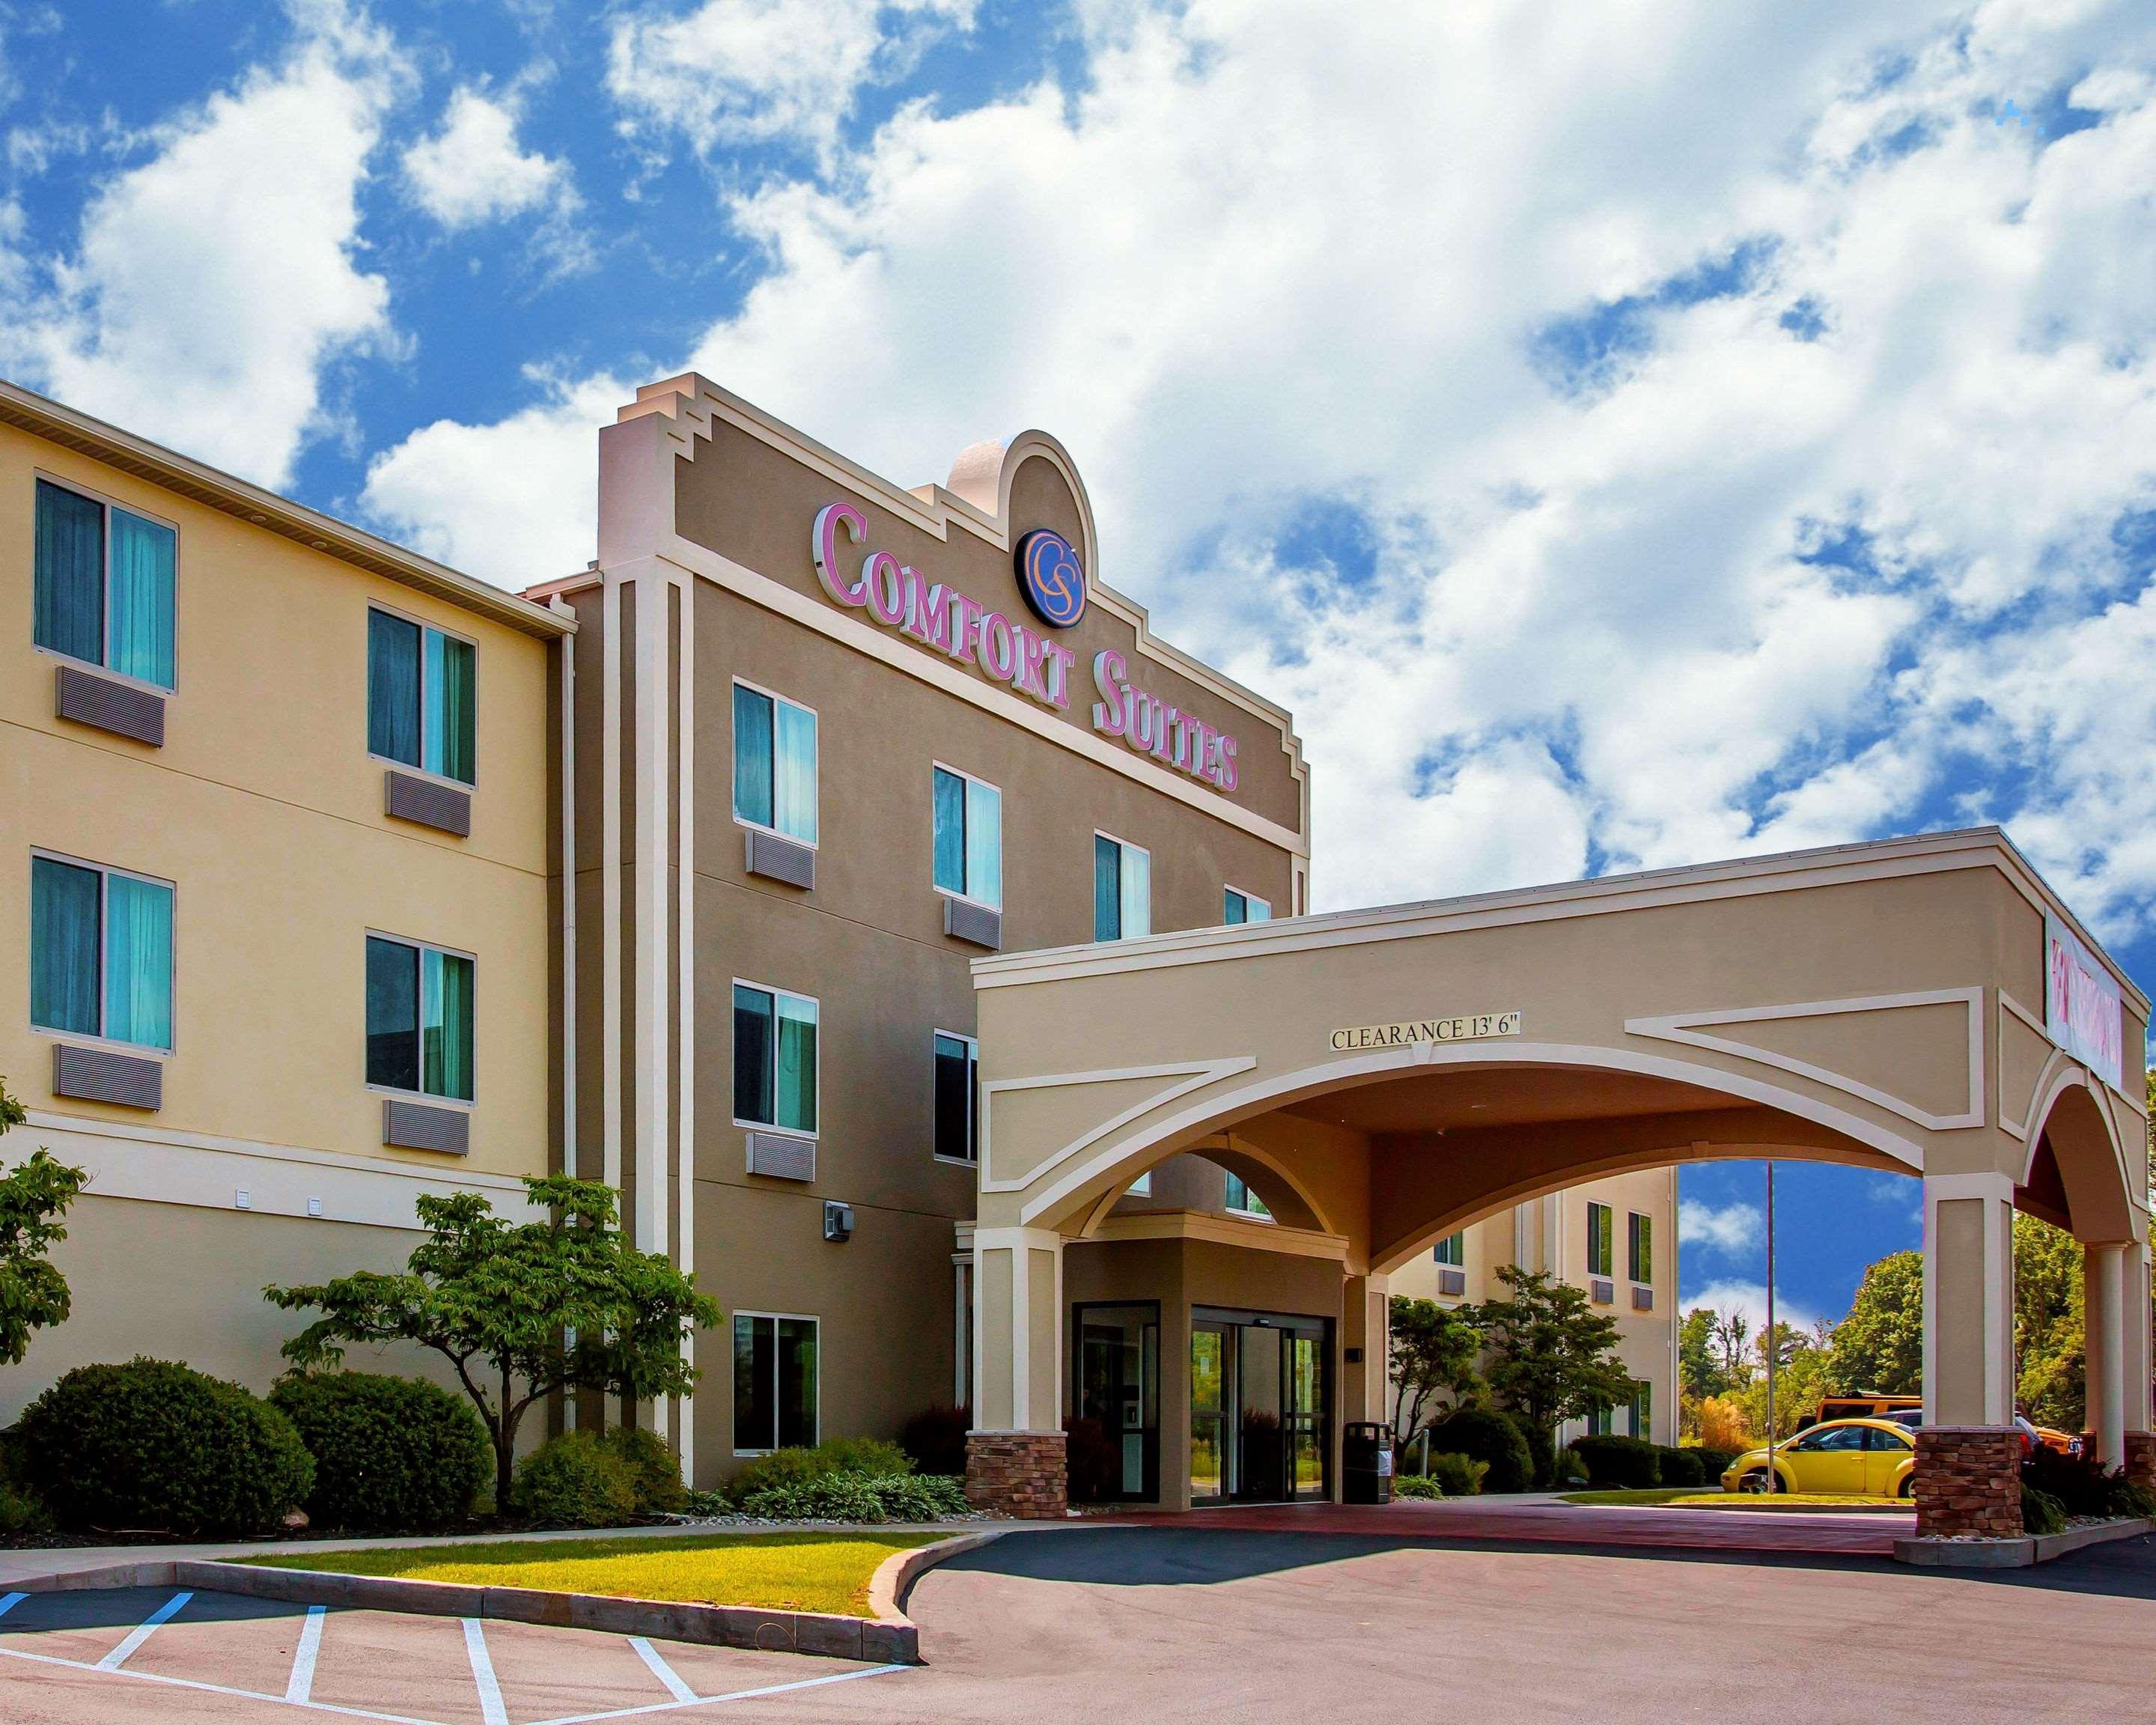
[865,1527,1015,1622]
[1893,1515,2154,1569]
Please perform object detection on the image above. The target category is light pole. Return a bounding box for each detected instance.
[1764,1160,1777,1488]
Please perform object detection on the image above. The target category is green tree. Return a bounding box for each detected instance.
[1827,1250,1922,1396]
[2013,1211,2084,1431]
[1680,1305,1752,1401]
[0,1077,89,1366]
[1732,1320,1833,1440]
[1468,1267,1636,1479]
[1388,1295,1485,1442]
[267,1175,719,1507]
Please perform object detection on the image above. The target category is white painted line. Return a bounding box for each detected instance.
[0,1592,25,1619]
[287,1603,328,1703]
[95,1589,192,1671]
[527,1661,910,1725]
[463,1616,510,1725]
[0,1640,439,1724]
[627,1637,698,1703]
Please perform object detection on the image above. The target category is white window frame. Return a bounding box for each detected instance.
[1627,1208,1652,1285]
[1586,1199,1615,1280]
[931,1027,979,1166]
[730,1309,820,1456]
[1432,1229,1466,1267]
[362,928,479,1108]
[365,601,482,791]
[1093,830,1151,941]
[1224,886,1271,925]
[30,469,183,696]
[730,976,821,1140]
[730,677,820,849]
[28,848,178,1056]
[930,761,1002,910]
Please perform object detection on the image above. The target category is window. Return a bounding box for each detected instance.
[1223,889,1271,925]
[1093,834,1151,940]
[734,983,817,1134]
[1127,1172,1153,1196]
[1627,1211,1651,1283]
[1586,1404,1613,1437]
[733,683,817,845]
[931,766,1001,908]
[1224,1172,1272,1219]
[31,854,174,1051]
[732,1313,817,1452]
[1433,1231,1465,1267]
[1630,1382,1651,1438]
[933,1030,978,1163]
[365,934,474,1101]
[34,478,176,690]
[1586,1201,1614,1278]
[368,609,475,785]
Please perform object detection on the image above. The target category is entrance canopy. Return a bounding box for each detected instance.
[967,828,2149,1482]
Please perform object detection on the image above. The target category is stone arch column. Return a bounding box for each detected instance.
[964,1226,1068,1518]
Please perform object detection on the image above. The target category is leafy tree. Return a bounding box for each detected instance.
[1468,1266,1636,1479]
[1827,1250,1922,1395]
[1388,1295,1485,1442]
[1732,1322,1831,1440]
[267,1175,719,1506]
[2014,1211,2084,1431]
[0,1078,89,1366]
[1678,1307,1723,1401]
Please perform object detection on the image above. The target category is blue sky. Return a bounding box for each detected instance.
[4,0,2155,1332]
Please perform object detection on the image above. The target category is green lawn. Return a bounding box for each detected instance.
[1559,1488,1910,1514]
[232,1530,943,1618]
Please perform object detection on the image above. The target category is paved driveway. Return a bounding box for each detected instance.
[4,1527,2154,1723]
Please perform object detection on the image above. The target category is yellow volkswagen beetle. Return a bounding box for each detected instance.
[1720,1417,1918,1498]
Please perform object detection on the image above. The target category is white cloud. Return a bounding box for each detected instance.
[1684,1281,1827,1341]
[1680,1201,1764,1256]
[0,1,404,488]
[402,87,571,229]
[607,0,977,162]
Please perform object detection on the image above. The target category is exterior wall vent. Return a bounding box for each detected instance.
[745,829,815,889]
[1631,1286,1655,1312]
[53,1043,162,1110]
[943,896,1002,951]
[385,770,472,837]
[383,1099,470,1154]
[55,665,165,746]
[1437,1268,1467,1297]
[1589,1277,1615,1305]
[747,1131,815,1182]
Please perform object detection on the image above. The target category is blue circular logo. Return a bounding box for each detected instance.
[1015,529,1087,628]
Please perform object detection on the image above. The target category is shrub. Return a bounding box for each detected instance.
[1427,1451,1488,1497]
[2106,1473,2156,1519]
[269,1372,488,1533]
[1393,1473,1442,1499]
[600,1426,688,1515]
[1510,1414,1555,1488]
[1554,1443,1589,1486]
[1696,1396,1751,1452]
[1692,1447,1740,1480]
[2021,1484,2068,1536]
[17,1357,313,1536]
[736,1470,969,1524]
[2022,1446,2122,1519]
[1656,1446,1705,1488]
[731,1438,913,1500]
[900,1405,971,1477]
[0,1482,49,1536]
[511,1432,638,1528]
[1429,1407,1534,1495]
[1570,1435,1660,1488]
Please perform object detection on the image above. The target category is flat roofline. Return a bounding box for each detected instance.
[0,377,573,641]
[972,825,2152,1018]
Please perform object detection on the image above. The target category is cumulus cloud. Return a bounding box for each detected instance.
[0,0,404,489]
[1680,1202,1764,1257]
[1684,1281,1827,1341]
[402,86,572,229]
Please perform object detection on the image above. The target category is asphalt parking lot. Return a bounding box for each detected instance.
[4,1527,2156,1724]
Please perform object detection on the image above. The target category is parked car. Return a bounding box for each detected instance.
[1877,1406,2080,1458]
[1816,1393,1923,1423]
[1721,1418,1917,1498]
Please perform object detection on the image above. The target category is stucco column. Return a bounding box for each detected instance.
[2086,1242,2128,1467]
[2129,1245,2155,1440]
[965,1226,1067,1518]
[1922,1173,2015,1426]
[1342,1271,1391,1428]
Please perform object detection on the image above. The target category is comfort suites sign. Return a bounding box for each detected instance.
[811,502,1243,793]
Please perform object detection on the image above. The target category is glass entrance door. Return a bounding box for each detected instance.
[1077,1303,1158,1502]
[1191,1309,1331,1505]
[1235,1323,1285,1502]
[1191,1321,1228,1502]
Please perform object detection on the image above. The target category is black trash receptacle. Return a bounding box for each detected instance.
[1343,1420,1394,1505]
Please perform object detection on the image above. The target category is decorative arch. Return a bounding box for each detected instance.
[2022,1065,2138,1244]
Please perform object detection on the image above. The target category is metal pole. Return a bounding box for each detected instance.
[1764,1160,1777,1490]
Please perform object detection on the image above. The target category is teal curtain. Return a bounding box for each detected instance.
[31,857,102,1037]
[933,770,966,894]
[774,994,817,1133]
[368,612,421,766]
[34,480,104,666]
[102,873,173,1050]
[773,699,817,843]
[965,779,1001,909]
[108,509,175,688]
[1119,844,1151,938]
[1093,834,1120,940]
[732,687,773,829]
[433,633,476,785]
[1245,895,1271,923]
[1225,890,1246,925]
[421,949,475,1101]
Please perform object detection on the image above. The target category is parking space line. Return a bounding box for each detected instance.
[0,1640,442,1724]
[95,1588,192,1670]
[287,1603,328,1703]
[463,1616,510,1725]
[627,1637,698,1703]
[526,1661,910,1725]
[0,1592,24,1619]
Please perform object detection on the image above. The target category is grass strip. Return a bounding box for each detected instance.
[1559,1488,1910,1513]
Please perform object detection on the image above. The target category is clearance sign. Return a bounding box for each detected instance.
[1329,1011,1523,1053]
[2044,914,2123,1090]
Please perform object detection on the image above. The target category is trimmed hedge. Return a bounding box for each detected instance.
[1693,1446,1739,1479]
[600,1425,687,1515]
[18,1357,313,1535]
[735,1470,968,1523]
[1654,1446,1705,1488]
[269,1372,488,1532]
[511,1432,637,1528]
[1512,1415,1556,1488]
[1571,1435,1660,1488]
[1429,1408,1534,1495]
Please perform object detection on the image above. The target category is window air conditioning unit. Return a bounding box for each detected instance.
[823,1201,854,1244]
[1589,1277,1615,1304]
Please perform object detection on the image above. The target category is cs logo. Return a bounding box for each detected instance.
[1015,529,1086,629]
